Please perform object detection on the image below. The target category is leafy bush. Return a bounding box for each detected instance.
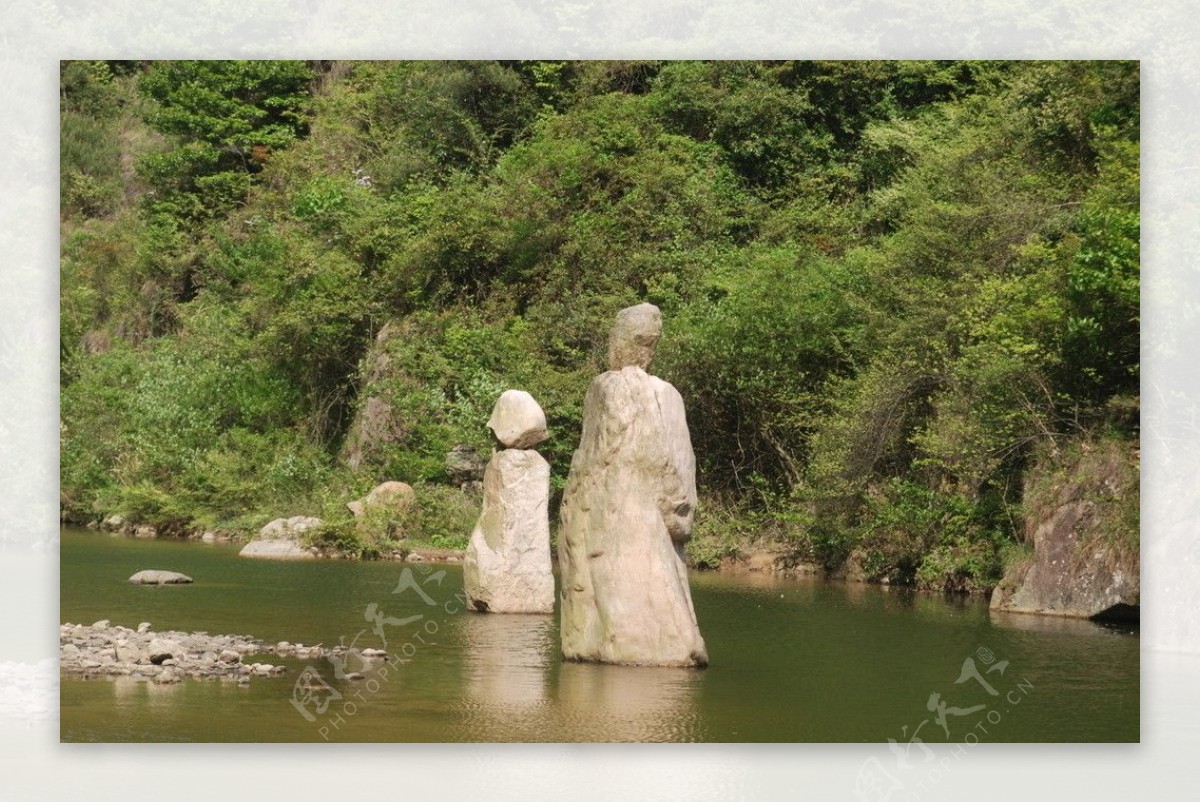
[393,484,477,551]
[58,60,1140,586]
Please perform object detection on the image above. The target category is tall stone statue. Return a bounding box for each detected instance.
[559,303,708,667]
[463,390,555,614]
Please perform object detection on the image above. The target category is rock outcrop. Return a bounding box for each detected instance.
[238,516,323,560]
[463,393,555,614]
[990,439,1139,620]
[128,570,193,585]
[445,444,486,487]
[347,481,415,519]
[989,500,1140,619]
[559,304,707,667]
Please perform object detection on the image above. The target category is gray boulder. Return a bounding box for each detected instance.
[129,570,193,585]
[446,444,486,485]
[100,514,126,532]
[146,638,183,664]
[239,516,323,560]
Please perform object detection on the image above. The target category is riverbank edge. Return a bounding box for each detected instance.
[61,519,999,597]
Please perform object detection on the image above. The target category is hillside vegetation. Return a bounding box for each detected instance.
[60,60,1139,588]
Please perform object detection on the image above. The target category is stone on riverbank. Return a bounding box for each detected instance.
[347,481,415,519]
[239,516,323,559]
[129,569,193,585]
[100,514,126,532]
[989,500,1139,619]
[989,438,1139,620]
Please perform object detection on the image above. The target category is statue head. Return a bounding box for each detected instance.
[607,303,662,371]
[486,389,548,449]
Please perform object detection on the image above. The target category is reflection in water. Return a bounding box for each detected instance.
[553,661,705,742]
[459,613,553,740]
[111,674,196,709]
[457,611,707,742]
[989,609,1138,638]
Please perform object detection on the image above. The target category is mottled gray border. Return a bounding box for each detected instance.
[3,0,1197,798]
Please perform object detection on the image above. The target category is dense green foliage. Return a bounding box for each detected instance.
[61,60,1139,582]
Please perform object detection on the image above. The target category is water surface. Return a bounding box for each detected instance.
[59,528,1138,742]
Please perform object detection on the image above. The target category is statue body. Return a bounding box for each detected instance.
[559,304,707,667]
[464,390,554,614]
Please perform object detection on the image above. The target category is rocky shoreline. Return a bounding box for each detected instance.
[59,621,386,684]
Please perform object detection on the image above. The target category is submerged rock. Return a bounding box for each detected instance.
[559,304,707,667]
[464,448,555,614]
[128,570,193,585]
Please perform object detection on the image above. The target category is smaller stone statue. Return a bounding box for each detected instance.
[463,390,555,614]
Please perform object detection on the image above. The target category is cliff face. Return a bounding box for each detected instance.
[990,437,1139,620]
[340,321,408,471]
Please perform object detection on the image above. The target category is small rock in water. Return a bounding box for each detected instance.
[137,622,152,634]
[91,619,110,629]
[218,649,240,664]
[129,570,193,585]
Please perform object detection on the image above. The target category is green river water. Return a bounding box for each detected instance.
[59,528,1138,742]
